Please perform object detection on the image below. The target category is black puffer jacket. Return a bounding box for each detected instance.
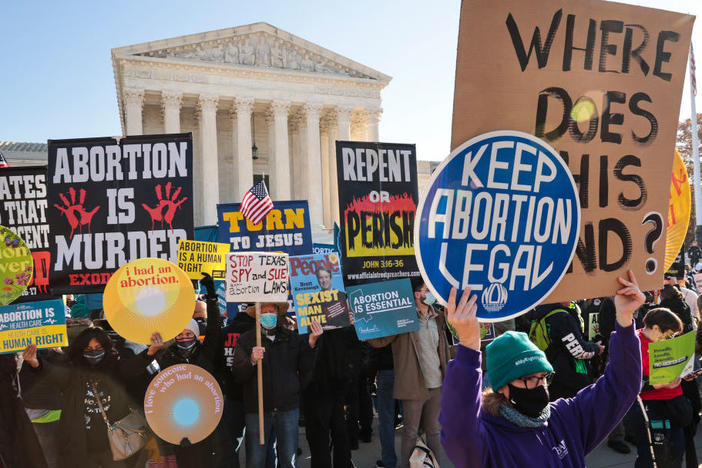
[231,326,315,413]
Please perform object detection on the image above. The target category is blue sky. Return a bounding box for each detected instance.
[0,0,699,161]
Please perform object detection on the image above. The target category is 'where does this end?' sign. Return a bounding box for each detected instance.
[225,252,289,303]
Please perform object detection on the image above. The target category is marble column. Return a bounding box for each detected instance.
[270,100,291,200]
[197,94,219,225]
[366,107,382,142]
[235,97,254,200]
[123,88,144,136]
[320,121,332,227]
[161,91,182,134]
[303,103,324,228]
[330,106,352,224]
[336,106,352,141]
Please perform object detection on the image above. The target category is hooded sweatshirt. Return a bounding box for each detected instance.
[440,321,641,468]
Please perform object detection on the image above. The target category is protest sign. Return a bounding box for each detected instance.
[217,201,312,256]
[649,331,695,385]
[47,133,193,294]
[0,226,34,305]
[103,257,195,344]
[0,299,67,353]
[177,240,229,280]
[451,0,694,300]
[0,166,53,302]
[225,252,289,303]
[144,364,223,445]
[289,252,350,334]
[416,130,581,320]
[664,151,690,271]
[313,243,339,256]
[336,141,420,287]
[348,278,418,340]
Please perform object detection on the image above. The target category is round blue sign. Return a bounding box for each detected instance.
[415,130,581,321]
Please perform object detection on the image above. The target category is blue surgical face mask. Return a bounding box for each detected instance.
[423,292,437,306]
[260,313,278,330]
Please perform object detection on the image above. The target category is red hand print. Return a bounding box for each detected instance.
[53,187,101,239]
[142,182,188,232]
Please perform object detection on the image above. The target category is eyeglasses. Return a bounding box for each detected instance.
[662,331,679,340]
[517,373,555,389]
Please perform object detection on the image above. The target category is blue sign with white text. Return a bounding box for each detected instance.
[415,131,580,321]
[216,201,312,256]
[349,278,418,340]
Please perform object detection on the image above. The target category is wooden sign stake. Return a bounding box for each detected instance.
[255,302,265,445]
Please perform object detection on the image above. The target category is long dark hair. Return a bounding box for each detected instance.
[66,327,117,368]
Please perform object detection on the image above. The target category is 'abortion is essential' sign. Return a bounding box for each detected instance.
[416,131,580,321]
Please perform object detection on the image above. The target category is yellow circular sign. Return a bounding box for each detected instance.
[664,150,691,271]
[0,226,34,305]
[144,364,223,445]
[103,258,195,344]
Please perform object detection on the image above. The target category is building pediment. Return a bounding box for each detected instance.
[112,22,390,83]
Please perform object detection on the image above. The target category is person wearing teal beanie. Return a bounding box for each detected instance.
[439,271,645,468]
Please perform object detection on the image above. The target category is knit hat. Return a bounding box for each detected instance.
[486,331,553,391]
[184,319,200,338]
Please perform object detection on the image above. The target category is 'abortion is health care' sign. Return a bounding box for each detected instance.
[415,131,580,321]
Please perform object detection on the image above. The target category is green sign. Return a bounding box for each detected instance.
[0,226,34,305]
[649,331,696,385]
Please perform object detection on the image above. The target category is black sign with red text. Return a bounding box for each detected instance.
[0,166,55,302]
[47,134,194,294]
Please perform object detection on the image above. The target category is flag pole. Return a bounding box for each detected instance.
[691,45,702,245]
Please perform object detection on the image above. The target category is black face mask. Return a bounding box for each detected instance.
[176,338,197,353]
[83,349,106,366]
[508,384,550,418]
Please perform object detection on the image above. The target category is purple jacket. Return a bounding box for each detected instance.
[440,322,641,467]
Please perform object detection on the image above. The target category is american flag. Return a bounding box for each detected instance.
[692,44,697,97]
[240,180,273,225]
[0,151,9,168]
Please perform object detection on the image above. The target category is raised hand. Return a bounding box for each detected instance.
[308,320,324,348]
[22,344,39,368]
[614,270,645,327]
[200,272,216,298]
[147,332,164,356]
[447,287,480,350]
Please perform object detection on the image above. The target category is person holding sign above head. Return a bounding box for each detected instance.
[624,308,693,468]
[440,271,645,468]
[367,278,451,468]
[231,302,322,468]
[135,272,231,466]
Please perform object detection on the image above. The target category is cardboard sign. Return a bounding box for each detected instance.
[177,240,230,280]
[225,252,289,303]
[289,253,350,333]
[103,258,195,344]
[144,364,223,445]
[348,278,418,340]
[415,131,580,321]
[0,226,34,305]
[648,331,695,385]
[664,150,691,271]
[452,0,694,300]
[217,201,312,256]
[0,299,67,353]
[47,134,194,294]
[0,166,54,302]
[336,141,421,287]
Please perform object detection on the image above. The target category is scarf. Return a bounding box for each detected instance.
[499,403,551,428]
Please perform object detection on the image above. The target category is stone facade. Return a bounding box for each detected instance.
[112,22,391,232]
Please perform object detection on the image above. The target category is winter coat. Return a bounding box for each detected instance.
[368,305,451,401]
[440,322,641,468]
[219,312,256,399]
[231,326,315,413]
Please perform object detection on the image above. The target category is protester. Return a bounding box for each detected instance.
[440,270,644,467]
[371,344,397,468]
[231,303,322,468]
[676,277,700,327]
[368,279,450,468]
[661,284,694,333]
[20,328,139,468]
[625,307,692,467]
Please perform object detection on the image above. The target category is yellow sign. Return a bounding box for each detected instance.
[0,226,33,305]
[103,258,194,345]
[0,299,67,354]
[144,364,223,445]
[177,240,230,280]
[664,150,691,271]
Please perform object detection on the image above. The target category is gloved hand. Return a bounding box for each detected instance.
[200,272,216,299]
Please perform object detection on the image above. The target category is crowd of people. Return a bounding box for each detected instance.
[3,265,702,468]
